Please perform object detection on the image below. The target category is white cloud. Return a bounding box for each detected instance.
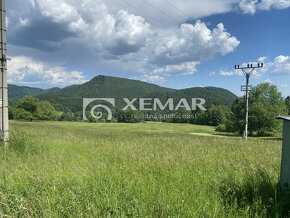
[239,0,258,15]
[258,0,290,10]
[37,0,86,32]
[153,61,200,75]
[151,21,240,66]
[239,0,290,14]
[272,55,290,75]
[281,84,288,88]
[19,18,30,27]
[263,78,273,83]
[209,71,216,76]
[7,0,243,83]
[220,70,243,76]
[141,74,166,83]
[34,0,152,54]
[8,56,86,85]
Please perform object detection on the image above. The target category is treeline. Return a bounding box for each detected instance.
[107,83,289,136]
[9,96,80,122]
[9,83,290,136]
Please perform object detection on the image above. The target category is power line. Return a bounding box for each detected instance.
[161,0,191,19]
[119,0,180,35]
[139,0,181,25]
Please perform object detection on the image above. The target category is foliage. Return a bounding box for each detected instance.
[226,83,287,135]
[195,105,233,127]
[14,108,36,121]
[12,97,58,121]
[58,111,78,122]
[117,109,142,123]
[17,96,39,114]
[286,96,290,115]
[8,84,59,100]
[215,124,227,132]
[36,101,58,121]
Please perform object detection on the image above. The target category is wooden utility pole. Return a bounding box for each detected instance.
[0,0,9,145]
[235,63,263,141]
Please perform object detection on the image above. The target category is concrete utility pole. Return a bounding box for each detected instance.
[0,0,9,145]
[235,63,263,141]
[277,116,290,188]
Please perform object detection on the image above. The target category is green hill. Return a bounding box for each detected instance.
[8,84,60,100]
[9,75,237,112]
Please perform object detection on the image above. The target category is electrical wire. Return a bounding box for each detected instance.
[119,0,180,35]
[139,0,181,25]
[161,0,191,19]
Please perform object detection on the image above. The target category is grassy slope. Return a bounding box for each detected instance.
[0,121,287,217]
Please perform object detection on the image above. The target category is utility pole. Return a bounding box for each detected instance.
[235,63,263,141]
[0,0,9,146]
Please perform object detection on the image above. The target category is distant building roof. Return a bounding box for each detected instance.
[277,115,290,121]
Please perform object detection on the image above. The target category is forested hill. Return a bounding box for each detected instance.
[8,75,237,112]
[8,84,60,100]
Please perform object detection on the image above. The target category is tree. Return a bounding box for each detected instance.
[228,83,287,136]
[15,108,35,121]
[117,110,142,123]
[206,105,232,126]
[59,111,76,121]
[15,97,59,121]
[8,106,16,120]
[15,97,39,121]
[17,96,39,114]
[195,105,232,126]
[36,101,58,121]
[248,102,279,136]
[250,83,286,110]
[286,96,290,115]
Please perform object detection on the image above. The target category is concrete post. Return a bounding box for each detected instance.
[278,116,290,187]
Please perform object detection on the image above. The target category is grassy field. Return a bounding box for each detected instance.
[0,121,288,217]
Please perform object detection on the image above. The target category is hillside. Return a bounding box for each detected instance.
[8,84,60,100]
[9,75,237,112]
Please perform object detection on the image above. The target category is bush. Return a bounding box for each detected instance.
[216,124,227,132]
[13,97,59,121]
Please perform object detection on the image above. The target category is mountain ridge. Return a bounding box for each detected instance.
[9,75,238,112]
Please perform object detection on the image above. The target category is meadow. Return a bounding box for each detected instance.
[0,121,288,217]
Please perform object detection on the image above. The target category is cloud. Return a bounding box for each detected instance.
[151,21,240,67]
[239,0,258,15]
[153,61,200,75]
[263,78,273,83]
[220,70,243,76]
[140,74,166,83]
[8,0,240,79]
[19,18,30,27]
[271,55,290,75]
[239,0,290,14]
[8,56,86,86]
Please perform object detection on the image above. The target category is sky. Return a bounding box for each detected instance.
[6,0,290,96]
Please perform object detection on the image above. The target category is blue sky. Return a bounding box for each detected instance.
[6,0,290,96]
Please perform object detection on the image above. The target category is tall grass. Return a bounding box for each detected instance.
[0,121,288,217]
